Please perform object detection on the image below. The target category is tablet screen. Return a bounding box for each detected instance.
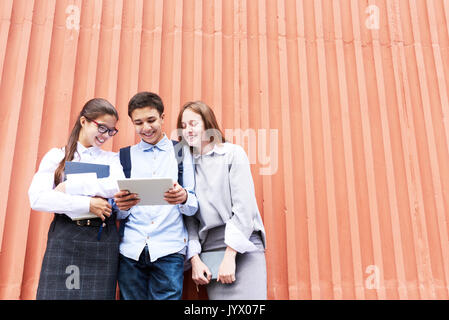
[117,178,174,206]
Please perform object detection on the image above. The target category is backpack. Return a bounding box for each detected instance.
[117,140,184,238]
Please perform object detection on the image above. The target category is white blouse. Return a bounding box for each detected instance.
[28,142,125,220]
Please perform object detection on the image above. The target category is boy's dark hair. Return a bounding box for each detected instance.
[128,92,164,117]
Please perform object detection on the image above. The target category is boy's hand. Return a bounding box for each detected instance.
[164,182,188,205]
[114,190,140,211]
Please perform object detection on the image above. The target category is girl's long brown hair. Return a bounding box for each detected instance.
[176,101,226,144]
[53,98,118,186]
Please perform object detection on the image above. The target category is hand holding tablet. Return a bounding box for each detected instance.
[113,190,140,211]
[116,178,175,206]
[163,182,188,205]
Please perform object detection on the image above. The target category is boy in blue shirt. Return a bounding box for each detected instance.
[114,92,198,300]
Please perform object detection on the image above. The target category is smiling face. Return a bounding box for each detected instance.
[78,114,118,148]
[130,106,165,145]
[180,108,205,149]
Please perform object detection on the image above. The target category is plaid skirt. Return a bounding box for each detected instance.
[36,214,120,300]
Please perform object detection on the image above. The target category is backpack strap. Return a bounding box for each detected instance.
[118,146,131,238]
[119,146,132,178]
[171,140,184,187]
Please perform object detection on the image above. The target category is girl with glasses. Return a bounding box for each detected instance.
[28,98,127,299]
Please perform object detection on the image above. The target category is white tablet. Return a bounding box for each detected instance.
[117,178,174,206]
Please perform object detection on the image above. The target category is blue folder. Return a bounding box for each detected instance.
[63,161,111,221]
[64,161,110,179]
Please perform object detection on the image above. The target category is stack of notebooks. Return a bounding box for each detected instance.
[64,161,110,221]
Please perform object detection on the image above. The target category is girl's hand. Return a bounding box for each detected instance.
[217,247,237,284]
[191,255,212,286]
[89,196,112,221]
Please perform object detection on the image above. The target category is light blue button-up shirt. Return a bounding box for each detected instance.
[118,135,198,262]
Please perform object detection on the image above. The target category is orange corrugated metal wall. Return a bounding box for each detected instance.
[1,0,449,300]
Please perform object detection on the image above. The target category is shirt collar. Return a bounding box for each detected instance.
[193,142,229,159]
[76,141,101,157]
[138,134,171,152]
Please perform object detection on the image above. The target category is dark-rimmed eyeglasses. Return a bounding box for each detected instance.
[85,117,118,136]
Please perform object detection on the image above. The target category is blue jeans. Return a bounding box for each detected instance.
[118,246,185,300]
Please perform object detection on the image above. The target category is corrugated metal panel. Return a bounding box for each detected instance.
[0,0,449,299]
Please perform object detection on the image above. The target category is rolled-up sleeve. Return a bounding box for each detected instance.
[186,239,202,260]
[184,212,201,260]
